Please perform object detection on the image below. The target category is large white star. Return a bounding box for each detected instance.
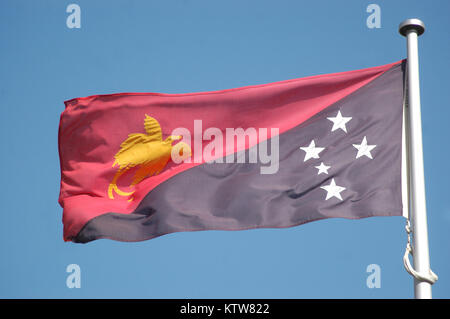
[327,110,352,133]
[320,178,346,201]
[300,140,325,162]
[314,162,330,175]
[353,136,376,159]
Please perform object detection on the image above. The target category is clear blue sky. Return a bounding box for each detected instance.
[0,0,449,298]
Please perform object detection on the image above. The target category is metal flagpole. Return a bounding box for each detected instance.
[399,19,436,299]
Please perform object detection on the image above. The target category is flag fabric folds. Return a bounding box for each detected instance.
[58,60,405,243]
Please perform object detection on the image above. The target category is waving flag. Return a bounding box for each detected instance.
[58,60,405,243]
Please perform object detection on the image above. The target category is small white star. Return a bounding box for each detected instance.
[320,178,346,201]
[300,140,325,162]
[315,162,330,175]
[327,110,352,133]
[353,136,376,159]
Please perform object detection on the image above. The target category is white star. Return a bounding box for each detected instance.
[300,140,325,162]
[353,136,376,159]
[320,178,346,201]
[327,110,352,133]
[315,162,330,175]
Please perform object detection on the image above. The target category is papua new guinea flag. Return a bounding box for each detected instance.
[58,60,405,243]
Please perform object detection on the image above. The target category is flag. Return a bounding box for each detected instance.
[58,60,405,243]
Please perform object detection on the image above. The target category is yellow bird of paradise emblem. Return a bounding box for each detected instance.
[108,114,191,200]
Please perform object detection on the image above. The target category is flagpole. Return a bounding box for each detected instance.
[399,19,434,299]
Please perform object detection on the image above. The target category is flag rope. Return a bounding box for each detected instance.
[403,219,438,285]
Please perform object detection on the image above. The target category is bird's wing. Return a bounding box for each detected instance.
[116,133,146,155]
[131,154,170,186]
[144,115,163,142]
[113,133,148,169]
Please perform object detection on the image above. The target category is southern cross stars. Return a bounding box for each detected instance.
[300,140,325,162]
[353,136,376,159]
[327,110,352,133]
[298,110,377,203]
[320,178,346,201]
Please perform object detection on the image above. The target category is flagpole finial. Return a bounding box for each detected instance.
[399,19,425,37]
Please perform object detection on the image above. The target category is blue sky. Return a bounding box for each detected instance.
[0,0,449,298]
